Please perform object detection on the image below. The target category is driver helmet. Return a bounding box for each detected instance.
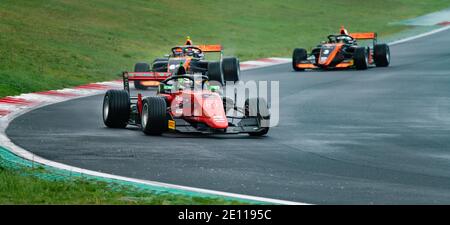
[196,52,204,59]
[184,47,194,57]
[192,48,203,58]
[176,78,192,90]
[337,35,352,44]
[346,36,355,44]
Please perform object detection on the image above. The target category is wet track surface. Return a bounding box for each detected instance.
[7,29,450,204]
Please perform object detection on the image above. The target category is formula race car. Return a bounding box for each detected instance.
[292,26,390,71]
[133,37,240,89]
[102,71,270,136]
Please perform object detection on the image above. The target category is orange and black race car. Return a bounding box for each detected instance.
[292,26,390,71]
[133,37,240,89]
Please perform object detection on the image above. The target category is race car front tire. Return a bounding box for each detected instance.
[134,62,150,89]
[292,48,307,71]
[354,47,369,70]
[374,44,390,67]
[222,57,240,83]
[103,90,130,128]
[245,98,270,136]
[207,61,224,85]
[141,97,167,135]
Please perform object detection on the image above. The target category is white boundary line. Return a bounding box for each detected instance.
[0,128,303,205]
[389,25,450,45]
[241,58,291,69]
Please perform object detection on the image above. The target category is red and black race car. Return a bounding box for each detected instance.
[292,26,390,71]
[133,37,240,89]
[102,71,270,136]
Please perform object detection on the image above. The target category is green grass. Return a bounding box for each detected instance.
[0,164,244,204]
[1,0,450,98]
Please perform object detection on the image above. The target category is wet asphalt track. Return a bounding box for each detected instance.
[6,29,450,204]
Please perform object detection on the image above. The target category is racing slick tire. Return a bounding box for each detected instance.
[134,62,150,90]
[190,61,209,75]
[103,90,130,128]
[222,57,240,83]
[152,61,168,72]
[292,48,307,71]
[374,44,390,67]
[207,61,224,85]
[354,47,369,70]
[141,97,167,135]
[245,98,270,136]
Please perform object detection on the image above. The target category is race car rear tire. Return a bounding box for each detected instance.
[354,47,369,70]
[152,61,168,72]
[374,44,390,67]
[141,97,167,135]
[222,57,240,83]
[134,62,150,90]
[207,61,224,85]
[245,98,270,136]
[292,48,307,71]
[103,90,130,128]
[190,60,209,75]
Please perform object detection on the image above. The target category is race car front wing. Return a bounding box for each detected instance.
[171,116,266,134]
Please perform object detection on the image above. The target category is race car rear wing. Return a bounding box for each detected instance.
[122,71,171,94]
[349,32,377,45]
[197,44,223,53]
[349,32,376,40]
